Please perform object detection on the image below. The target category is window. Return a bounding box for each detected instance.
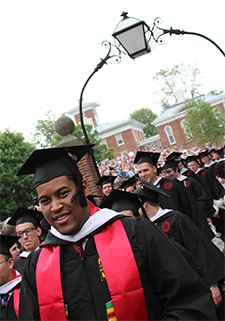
[164,126,176,145]
[115,134,124,146]
[181,119,192,139]
[151,143,156,149]
[101,139,108,148]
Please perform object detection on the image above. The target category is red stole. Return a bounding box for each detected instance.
[12,270,21,319]
[36,205,148,321]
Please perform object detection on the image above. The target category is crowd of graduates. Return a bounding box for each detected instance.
[0,144,224,320]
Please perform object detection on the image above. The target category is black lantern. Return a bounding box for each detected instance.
[112,12,150,59]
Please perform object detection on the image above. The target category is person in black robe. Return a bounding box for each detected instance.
[133,181,225,320]
[134,151,200,218]
[7,207,43,274]
[162,157,215,239]
[186,155,225,236]
[17,144,216,321]
[96,175,116,207]
[0,235,22,321]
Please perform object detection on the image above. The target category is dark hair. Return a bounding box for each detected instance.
[67,174,87,208]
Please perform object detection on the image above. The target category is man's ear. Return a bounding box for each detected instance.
[8,257,14,270]
[36,226,42,237]
[82,179,88,195]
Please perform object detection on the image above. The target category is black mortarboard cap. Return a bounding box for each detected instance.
[119,175,137,191]
[133,177,170,203]
[163,159,179,170]
[185,155,198,164]
[17,144,94,188]
[198,150,209,160]
[96,175,117,187]
[213,148,224,156]
[134,151,160,166]
[7,207,43,227]
[209,148,216,155]
[166,152,182,160]
[100,189,145,216]
[0,235,20,257]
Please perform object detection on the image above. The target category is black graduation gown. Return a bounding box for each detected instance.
[196,168,224,201]
[19,215,216,321]
[153,210,225,286]
[155,177,190,214]
[177,176,215,239]
[0,283,20,321]
[13,257,26,274]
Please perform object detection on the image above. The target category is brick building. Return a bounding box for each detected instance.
[152,93,225,149]
[67,102,145,158]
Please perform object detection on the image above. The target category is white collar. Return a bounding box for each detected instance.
[19,246,40,258]
[50,208,119,243]
[150,207,172,222]
[0,272,21,294]
[153,176,162,186]
[177,174,186,181]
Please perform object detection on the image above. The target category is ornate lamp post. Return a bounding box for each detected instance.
[112,12,225,58]
[79,12,224,179]
[79,41,123,179]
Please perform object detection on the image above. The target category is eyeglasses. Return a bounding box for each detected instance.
[0,258,9,264]
[16,227,36,237]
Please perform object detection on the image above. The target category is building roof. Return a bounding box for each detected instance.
[152,93,225,126]
[66,102,100,115]
[96,119,145,135]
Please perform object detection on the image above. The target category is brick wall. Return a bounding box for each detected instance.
[105,129,141,157]
[74,109,97,127]
[156,102,225,149]
[78,153,103,196]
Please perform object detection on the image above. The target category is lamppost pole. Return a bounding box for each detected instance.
[79,41,122,179]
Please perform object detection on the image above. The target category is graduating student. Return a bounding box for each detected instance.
[134,180,225,320]
[186,155,225,235]
[162,157,215,239]
[96,175,116,206]
[7,208,43,274]
[134,151,192,215]
[0,235,22,320]
[117,174,138,193]
[17,145,216,321]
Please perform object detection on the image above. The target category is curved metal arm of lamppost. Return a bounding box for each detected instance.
[150,17,225,57]
[79,41,123,179]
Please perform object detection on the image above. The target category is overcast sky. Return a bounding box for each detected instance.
[0,0,224,140]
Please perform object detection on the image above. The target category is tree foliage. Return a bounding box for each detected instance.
[129,108,158,137]
[31,112,114,164]
[184,99,225,146]
[0,129,36,220]
[32,110,57,148]
[153,63,202,111]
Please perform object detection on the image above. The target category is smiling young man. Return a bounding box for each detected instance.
[17,145,217,321]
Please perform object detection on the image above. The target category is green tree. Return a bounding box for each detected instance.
[31,112,114,164]
[130,108,158,137]
[184,99,225,146]
[32,110,57,148]
[153,63,202,111]
[0,129,36,220]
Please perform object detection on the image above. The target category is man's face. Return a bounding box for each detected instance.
[137,162,157,183]
[213,153,220,160]
[0,254,14,286]
[36,176,89,235]
[187,161,199,172]
[102,183,113,196]
[201,156,210,164]
[16,222,41,252]
[163,168,177,179]
[125,186,135,193]
[10,243,20,261]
